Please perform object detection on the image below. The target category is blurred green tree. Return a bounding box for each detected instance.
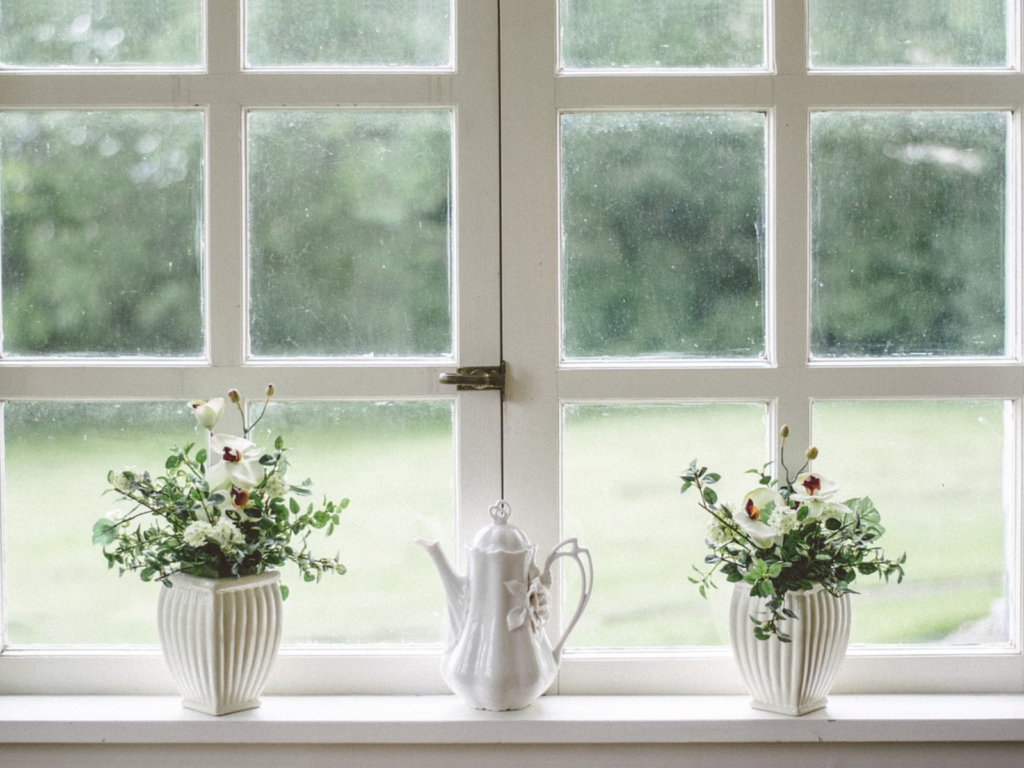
[0,1,1011,359]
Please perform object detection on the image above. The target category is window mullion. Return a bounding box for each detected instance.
[205,0,243,368]
[207,102,245,368]
[207,0,241,75]
[498,0,565,630]
[774,95,811,451]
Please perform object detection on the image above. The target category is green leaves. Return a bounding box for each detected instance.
[681,452,907,642]
[94,428,349,592]
[92,519,118,546]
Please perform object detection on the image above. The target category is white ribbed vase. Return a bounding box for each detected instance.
[157,571,283,715]
[729,582,851,716]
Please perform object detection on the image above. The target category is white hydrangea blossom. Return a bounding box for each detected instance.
[770,509,800,535]
[705,519,733,546]
[183,521,213,548]
[210,517,245,553]
[110,469,134,493]
[264,473,289,499]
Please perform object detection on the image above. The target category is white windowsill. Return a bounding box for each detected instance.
[1,694,1022,745]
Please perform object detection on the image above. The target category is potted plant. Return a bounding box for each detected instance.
[93,385,348,715]
[680,425,905,715]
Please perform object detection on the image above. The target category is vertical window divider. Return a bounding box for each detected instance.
[1006,398,1024,655]
[1006,109,1022,364]
[0,403,7,654]
[207,1,245,368]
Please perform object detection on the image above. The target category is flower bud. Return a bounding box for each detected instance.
[266,383,275,397]
[189,397,224,430]
[805,446,819,460]
[780,424,789,439]
[228,388,241,404]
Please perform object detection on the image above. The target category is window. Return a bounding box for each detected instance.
[0,0,1021,697]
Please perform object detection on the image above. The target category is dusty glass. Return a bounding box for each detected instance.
[2,398,454,646]
[811,111,1007,358]
[245,0,451,69]
[253,400,455,644]
[3,401,202,645]
[247,110,453,358]
[562,402,768,647]
[559,0,764,69]
[1,110,205,357]
[0,0,203,68]
[812,400,1009,645]
[809,0,1009,68]
[561,111,766,361]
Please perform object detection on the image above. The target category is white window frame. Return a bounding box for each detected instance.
[500,0,1024,695]
[0,0,1022,698]
[0,0,502,695]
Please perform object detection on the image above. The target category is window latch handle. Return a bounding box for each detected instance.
[439,362,506,397]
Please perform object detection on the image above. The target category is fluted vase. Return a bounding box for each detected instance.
[157,571,283,715]
[729,581,850,716]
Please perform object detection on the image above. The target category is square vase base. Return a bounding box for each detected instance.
[750,697,827,717]
[181,697,262,716]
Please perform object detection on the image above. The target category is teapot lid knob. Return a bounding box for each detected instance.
[473,500,531,551]
[489,500,512,525]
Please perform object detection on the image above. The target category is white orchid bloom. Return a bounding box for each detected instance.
[189,397,225,431]
[211,485,254,513]
[790,472,852,521]
[206,434,265,491]
[738,487,786,549]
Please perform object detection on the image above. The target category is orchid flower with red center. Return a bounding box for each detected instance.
[737,488,786,549]
[230,487,250,508]
[206,434,264,491]
[790,472,852,520]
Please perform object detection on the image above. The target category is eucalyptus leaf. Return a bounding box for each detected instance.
[92,519,118,546]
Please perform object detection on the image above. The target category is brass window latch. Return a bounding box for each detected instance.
[439,362,506,397]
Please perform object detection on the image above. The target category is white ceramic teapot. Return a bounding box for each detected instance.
[416,500,594,711]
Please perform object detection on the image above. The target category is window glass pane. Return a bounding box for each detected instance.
[4,401,201,644]
[1,111,205,357]
[245,0,451,69]
[3,399,454,646]
[248,110,452,359]
[809,0,1009,69]
[561,112,766,361]
[253,400,455,644]
[811,111,1007,359]
[0,0,203,68]
[813,400,1010,645]
[560,0,764,69]
[562,402,768,647]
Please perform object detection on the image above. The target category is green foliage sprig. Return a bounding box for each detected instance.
[93,385,348,599]
[681,426,905,642]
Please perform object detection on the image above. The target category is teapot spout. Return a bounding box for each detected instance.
[415,538,468,638]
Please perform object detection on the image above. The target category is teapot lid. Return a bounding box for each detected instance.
[470,500,533,553]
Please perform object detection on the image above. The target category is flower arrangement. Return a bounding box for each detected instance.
[93,385,348,598]
[681,426,905,641]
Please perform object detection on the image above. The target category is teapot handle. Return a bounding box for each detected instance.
[542,538,594,663]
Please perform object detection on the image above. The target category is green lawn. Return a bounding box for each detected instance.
[2,399,1008,648]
